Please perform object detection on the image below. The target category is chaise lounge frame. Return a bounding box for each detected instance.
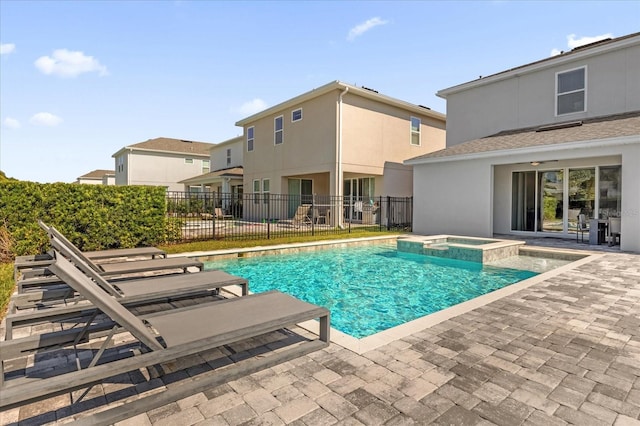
[0,254,330,411]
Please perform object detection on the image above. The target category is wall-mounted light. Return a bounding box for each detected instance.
[530,161,541,166]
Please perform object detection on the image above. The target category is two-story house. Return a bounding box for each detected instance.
[235,80,446,225]
[179,136,244,213]
[75,169,115,185]
[407,33,640,252]
[112,137,215,191]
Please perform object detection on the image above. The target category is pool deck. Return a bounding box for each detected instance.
[2,236,639,425]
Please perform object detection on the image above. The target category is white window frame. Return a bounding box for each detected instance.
[555,66,587,116]
[262,178,270,204]
[247,126,254,152]
[274,116,283,145]
[202,159,210,173]
[185,158,194,164]
[410,116,421,146]
[226,148,231,166]
[292,108,303,122]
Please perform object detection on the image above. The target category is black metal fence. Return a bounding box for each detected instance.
[166,192,412,242]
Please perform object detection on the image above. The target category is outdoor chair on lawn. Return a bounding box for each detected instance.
[0,253,330,411]
[6,249,249,338]
[292,204,312,228]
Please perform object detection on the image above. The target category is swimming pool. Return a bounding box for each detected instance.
[205,242,557,339]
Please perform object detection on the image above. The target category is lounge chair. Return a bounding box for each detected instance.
[215,208,233,220]
[6,249,249,337]
[0,254,330,410]
[14,221,166,276]
[292,204,312,228]
[18,224,203,283]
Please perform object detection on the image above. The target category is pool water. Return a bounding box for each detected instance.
[204,243,539,338]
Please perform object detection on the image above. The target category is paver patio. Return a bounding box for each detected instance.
[1,239,639,425]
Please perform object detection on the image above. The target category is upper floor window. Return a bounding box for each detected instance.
[274,116,283,145]
[226,149,232,166]
[185,158,194,164]
[410,117,421,146]
[117,156,124,173]
[202,159,210,173]
[247,126,254,152]
[556,67,586,116]
[292,108,303,122]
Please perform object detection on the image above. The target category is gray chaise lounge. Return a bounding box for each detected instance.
[0,254,330,411]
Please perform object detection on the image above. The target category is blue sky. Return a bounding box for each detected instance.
[1,1,638,183]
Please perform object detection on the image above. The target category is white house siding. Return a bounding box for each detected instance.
[413,140,640,252]
[127,152,208,191]
[443,44,640,146]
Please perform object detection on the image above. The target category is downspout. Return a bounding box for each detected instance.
[337,86,348,228]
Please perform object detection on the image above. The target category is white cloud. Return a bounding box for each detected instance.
[550,33,613,56]
[34,49,108,77]
[347,17,388,41]
[3,117,21,129]
[30,112,63,126]
[0,43,16,55]
[235,98,268,115]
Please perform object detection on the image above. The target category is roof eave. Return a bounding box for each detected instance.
[405,134,639,165]
[437,34,640,99]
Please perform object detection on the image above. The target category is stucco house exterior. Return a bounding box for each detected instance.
[179,136,244,195]
[235,80,446,224]
[112,137,215,191]
[75,169,115,185]
[407,33,640,252]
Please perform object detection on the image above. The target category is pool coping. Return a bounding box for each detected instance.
[187,236,605,355]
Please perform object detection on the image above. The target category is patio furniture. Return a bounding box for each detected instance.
[6,252,249,338]
[609,217,621,246]
[0,254,330,410]
[215,208,233,220]
[312,207,327,224]
[19,224,203,282]
[292,204,312,228]
[576,214,589,243]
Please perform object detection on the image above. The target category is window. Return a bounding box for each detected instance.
[247,126,254,152]
[226,149,231,166]
[117,156,124,173]
[274,116,283,145]
[202,160,210,173]
[262,178,270,204]
[410,117,421,145]
[253,179,260,204]
[292,108,303,122]
[185,158,194,164]
[557,67,586,115]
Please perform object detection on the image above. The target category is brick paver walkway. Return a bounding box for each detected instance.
[2,246,639,425]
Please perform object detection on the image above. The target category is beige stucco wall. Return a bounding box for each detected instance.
[242,93,338,195]
[241,88,445,197]
[444,44,640,146]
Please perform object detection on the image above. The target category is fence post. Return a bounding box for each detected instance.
[386,196,391,230]
[311,195,315,237]
[267,193,271,239]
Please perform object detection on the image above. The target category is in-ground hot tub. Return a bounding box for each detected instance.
[397,235,526,263]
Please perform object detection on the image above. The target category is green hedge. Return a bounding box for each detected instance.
[0,182,169,256]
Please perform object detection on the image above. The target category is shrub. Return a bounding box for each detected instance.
[0,182,167,256]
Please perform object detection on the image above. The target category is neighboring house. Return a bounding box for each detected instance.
[112,137,215,191]
[407,33,640,252]
[235,80,446,224]
[76,169,115,185]
[179,136,244,195]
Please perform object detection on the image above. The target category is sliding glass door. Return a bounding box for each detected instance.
[511,166,620,235]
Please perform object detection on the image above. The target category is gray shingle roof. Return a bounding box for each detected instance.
[78,169,115,179]
[129,137,215,155]
[407,111,640,163]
